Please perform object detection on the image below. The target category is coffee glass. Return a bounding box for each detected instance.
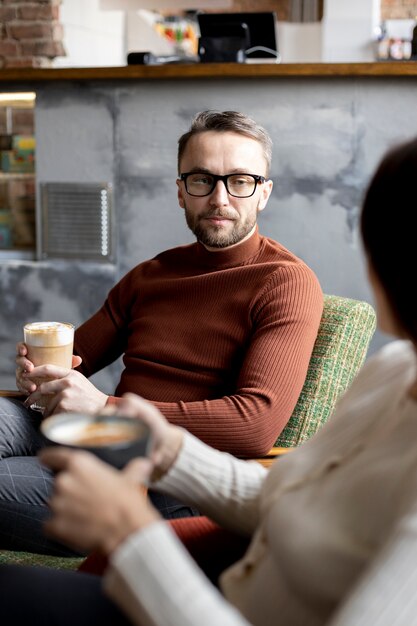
[23,321,75,412]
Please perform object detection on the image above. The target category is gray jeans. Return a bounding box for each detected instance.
[0,397,79,555]
[0,397,199,555]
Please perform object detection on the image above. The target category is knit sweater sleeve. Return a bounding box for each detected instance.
[154,264,322,457]
[104,522,252,626]
[103,433,266,626]
[151,430,267,535]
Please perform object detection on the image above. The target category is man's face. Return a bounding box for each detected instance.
[177,131,273,249]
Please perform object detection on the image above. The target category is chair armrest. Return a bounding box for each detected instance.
[0,390,26,400]
[254,446,294,468]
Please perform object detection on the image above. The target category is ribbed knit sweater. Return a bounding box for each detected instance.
[74,229,322,457]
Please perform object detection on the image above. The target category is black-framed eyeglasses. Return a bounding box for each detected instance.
[179,172,266,198]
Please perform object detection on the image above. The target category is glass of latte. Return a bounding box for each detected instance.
[23,321,75,412]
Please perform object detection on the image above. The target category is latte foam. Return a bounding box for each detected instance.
[24,322,74,347]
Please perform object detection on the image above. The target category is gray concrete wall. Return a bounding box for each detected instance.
[1,75,416,390]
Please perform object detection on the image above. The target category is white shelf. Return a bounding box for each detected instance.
[0,172,34,179]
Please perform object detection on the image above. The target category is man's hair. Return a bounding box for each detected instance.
[361,136,417,341]
[177,110,272,175]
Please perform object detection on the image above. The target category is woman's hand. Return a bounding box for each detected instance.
[38,392,183,555]
[39,446,159,555]
[116,393,184,483]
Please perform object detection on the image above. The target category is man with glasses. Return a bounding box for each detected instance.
[1,111,322,553]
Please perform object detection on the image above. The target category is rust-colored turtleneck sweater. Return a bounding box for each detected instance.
[74,229,323,457]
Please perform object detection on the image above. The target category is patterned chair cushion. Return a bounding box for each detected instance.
[0,549,83,570]
[275,294,376,448]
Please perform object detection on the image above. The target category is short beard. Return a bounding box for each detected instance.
[184,208,257,249]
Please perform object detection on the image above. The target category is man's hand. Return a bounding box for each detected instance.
[23,365,109,417]
[39,446,159,555]
[15,341,82,395]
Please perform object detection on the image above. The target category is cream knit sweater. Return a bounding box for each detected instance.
[105,340,417,626]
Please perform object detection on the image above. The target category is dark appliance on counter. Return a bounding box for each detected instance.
[197,11,279,63]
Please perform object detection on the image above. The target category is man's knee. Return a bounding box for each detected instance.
[0,398,44,458]
[0,457,69,555]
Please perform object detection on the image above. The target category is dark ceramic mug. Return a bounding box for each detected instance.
[41,412,151,469]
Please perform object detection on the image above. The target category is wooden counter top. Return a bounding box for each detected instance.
[1,62,417,83]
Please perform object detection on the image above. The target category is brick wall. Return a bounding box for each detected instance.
[381,0,417,20]
[0,0,66,68]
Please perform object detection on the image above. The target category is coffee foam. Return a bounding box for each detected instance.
[49,420,92,444]
[24,322,74,347]
[50,421,137,446]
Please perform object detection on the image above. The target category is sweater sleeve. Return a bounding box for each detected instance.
[73,282,131,376]
[104,522,253,626]
[151,431,267,536]
[152,265,322,457]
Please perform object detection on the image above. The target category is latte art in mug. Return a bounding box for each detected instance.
[61,422,141,447]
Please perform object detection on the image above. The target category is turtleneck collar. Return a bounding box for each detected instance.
[194,226,262,269]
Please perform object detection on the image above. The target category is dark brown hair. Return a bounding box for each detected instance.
[177,110,272,175]
[361,137,417,341]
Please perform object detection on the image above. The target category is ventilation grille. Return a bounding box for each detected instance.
[40,182,113,262]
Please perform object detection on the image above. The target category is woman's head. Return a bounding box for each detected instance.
[361,137,417,341]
